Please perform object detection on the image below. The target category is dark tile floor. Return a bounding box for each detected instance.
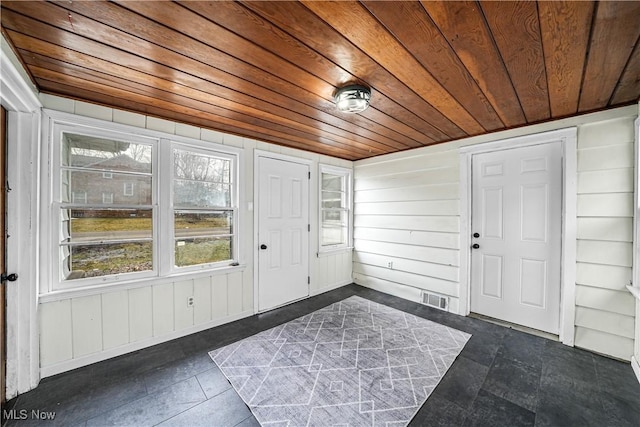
[3,283,640,426]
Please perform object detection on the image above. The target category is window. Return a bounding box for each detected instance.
[103,171,113,179]
[71,191,87,204]
[102,192,114,204]
[173,146,236,268]
[319,164,352,252]
[123,182,134,196]
[58,130,154,283]
[50,118,239,290]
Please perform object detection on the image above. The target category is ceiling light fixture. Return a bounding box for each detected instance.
[334,84,372,113]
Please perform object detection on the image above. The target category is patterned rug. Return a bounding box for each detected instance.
[209,296,471,426]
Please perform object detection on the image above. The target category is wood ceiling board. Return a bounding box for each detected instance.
[423,0,526,127]
[480,0,550,123]
[611,40,640,105]
[578,1,640,112]
[362,0,504,131]
[538,1,594,117]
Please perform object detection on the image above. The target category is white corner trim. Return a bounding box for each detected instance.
[458,127,577,346]
[0,46,41,113]
[40,309,254,379]
[632,356,640,385]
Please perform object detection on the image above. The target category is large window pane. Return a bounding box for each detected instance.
[321,190,346,209]
[61,170,152,204]
[322,173,344,191]
[321,210,348,246]
[62,133,152,173]
[62,209,152,243]
[174,211,233,237]
[63,242,153,280]
[175,237,232,267]
[173,181,231,208]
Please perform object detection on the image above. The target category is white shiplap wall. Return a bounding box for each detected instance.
[353,109,637,361]
[574,117,636,360]
[37,95,352,377]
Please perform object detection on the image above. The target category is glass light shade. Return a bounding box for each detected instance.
[334,85,371,113]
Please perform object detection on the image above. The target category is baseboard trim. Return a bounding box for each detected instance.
[40,309,254,379]
[310,280,351,297]
[632,356,640,385]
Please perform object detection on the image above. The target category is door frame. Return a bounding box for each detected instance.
[253,150,312,313]
[459,128,577,346]
[0,42,42,398]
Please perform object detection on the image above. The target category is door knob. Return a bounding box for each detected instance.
[473,232,480,238]
[472,243,480,249]
[260,244,267,250]
[1,273,18,282]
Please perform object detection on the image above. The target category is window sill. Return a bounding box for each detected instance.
[317,247,353,258]
[626,285,640,301]
[39,264,247,303]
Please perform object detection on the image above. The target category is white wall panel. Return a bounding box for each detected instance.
[211,274,229,320]
[354,183,459,203]
[577,168,633,193]
[576,263,631,291]
[128,286,153,342]
[227,272,244,316]
[575,285,635,317]
[355,200,459,216]
[577,193,633,217]
[355,240,459,266]
[71,295,103,357]
[354,228,459,249]
[101,291,129,349]
[577,143,633,171]
[355,215,459,233]
[152,283,174,337]
[575,328,634,361]
[575,307,634,339]
[193,276,212,325]
[39,300,73,366]
[355,150,458,178]
[577,217,633,242]
[354,251,458,282]
[576,240,633,267]
[354,166,458,191]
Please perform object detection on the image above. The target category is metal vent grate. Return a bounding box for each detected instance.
[421,291,449,311]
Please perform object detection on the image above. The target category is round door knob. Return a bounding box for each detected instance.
[472,243,480,249]
[260,244,268,250]
[473,232,480,238]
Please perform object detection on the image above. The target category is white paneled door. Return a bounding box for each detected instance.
[470,142,562,334]
[258,156,309,311]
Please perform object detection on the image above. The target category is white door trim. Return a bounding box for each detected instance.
[1,42,43,398]
[459,128,577,346]
[253,150,312,313]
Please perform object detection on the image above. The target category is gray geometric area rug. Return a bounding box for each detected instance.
[209,296,471,426]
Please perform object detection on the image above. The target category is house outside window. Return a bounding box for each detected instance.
[319,164,352,252]
[50,118,239,291]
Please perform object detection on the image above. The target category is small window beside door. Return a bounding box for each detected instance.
[319,164,352,253]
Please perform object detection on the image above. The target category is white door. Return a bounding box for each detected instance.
[258,156,309,311]
[470,142,562,334]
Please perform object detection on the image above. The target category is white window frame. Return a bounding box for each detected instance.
[318,164,353,254]
[42,110,242,294]
[102,171,113,179]
[169,142,239,274]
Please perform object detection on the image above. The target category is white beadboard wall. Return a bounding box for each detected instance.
[353,109,637,361]
[38,94,353,377]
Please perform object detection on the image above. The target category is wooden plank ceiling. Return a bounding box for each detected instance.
[2,1,640,160]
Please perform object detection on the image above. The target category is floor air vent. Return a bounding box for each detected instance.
[421,291,449,311]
